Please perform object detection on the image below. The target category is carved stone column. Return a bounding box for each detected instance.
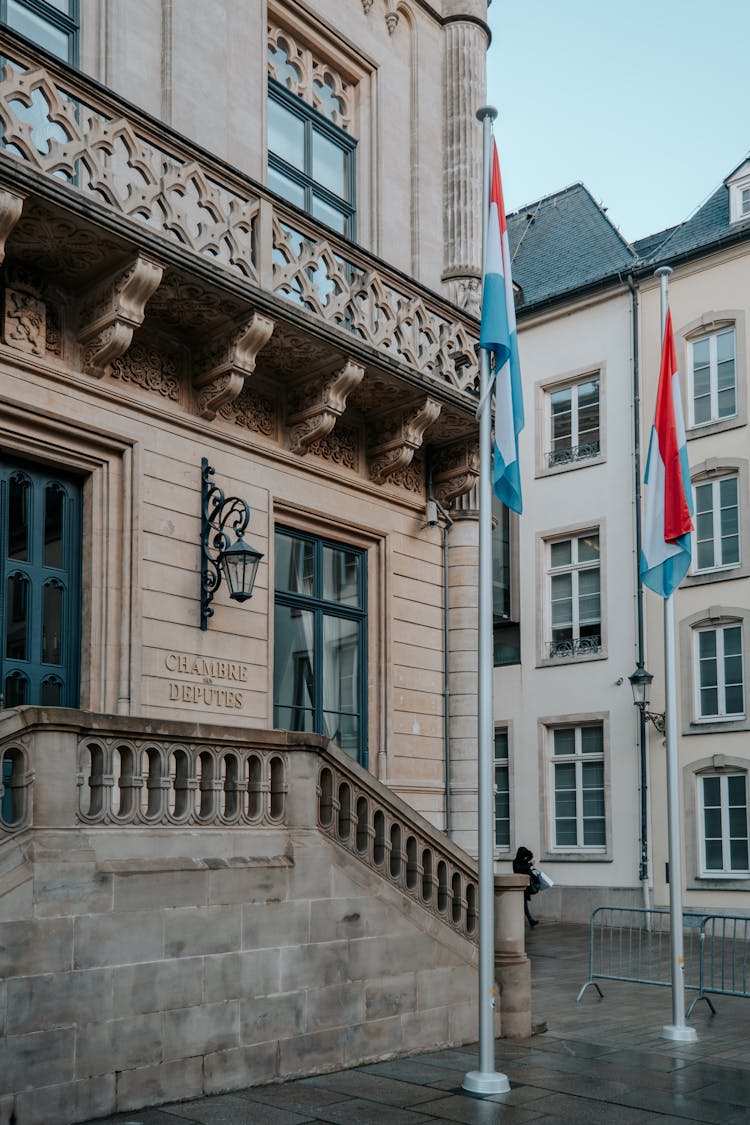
[494,874,532,1038]
[445,482,479,856]
[442,2,490,310]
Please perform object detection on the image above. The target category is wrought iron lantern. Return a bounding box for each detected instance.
[200,458,263,630]
[628,663,666,733]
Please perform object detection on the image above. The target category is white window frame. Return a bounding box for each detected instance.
[494,727,510,852]
[546,373,601,469]
[536,365,606,479]
[687,325,737,428]
[728,168,750,224]
[698,772,750,877]
[548,723,606,854]
[545,530,602,661]
[692,473,740,574]
[693,622,745,722]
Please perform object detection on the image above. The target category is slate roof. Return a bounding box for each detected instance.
[641,183,741,264]
[507,183,637,310]
[509,164,750,313]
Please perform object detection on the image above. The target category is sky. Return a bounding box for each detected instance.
[486,0,750,244]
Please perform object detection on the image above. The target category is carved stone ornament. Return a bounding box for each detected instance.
[368,397,441,485]
[193,311,274,420]
[306,424,358,470]
[287,358,364,455]
[77,255,164,377]
[0,188,24,265]
[219,385,276,436]
[3,287,46,355]
[109,340,180,401]
[385,3,400,34]
[431,439,480,507]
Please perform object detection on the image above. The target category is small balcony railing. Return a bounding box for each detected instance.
[547,441,601,469]
[548,635,602,659]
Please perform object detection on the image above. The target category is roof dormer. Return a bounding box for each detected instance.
[725,159,750,225]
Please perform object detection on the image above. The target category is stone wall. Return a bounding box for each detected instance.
[0,712,532,1125]
[1,827,479,1125]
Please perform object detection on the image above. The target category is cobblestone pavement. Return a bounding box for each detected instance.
[81,922,750,1124]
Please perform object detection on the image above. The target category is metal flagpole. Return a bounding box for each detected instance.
[656,265,697,1044]
[463,105,510,1097]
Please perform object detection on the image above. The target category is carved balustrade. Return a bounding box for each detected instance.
[0,707,479,945]
[317,756,478,942]
[0,30,479,400]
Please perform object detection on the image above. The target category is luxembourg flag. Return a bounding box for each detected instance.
[640,309,693,598]
[479,139,524,514]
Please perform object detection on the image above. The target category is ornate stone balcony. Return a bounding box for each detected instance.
[0,30,479,496]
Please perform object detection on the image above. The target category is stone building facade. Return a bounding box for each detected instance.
[0,4,538,1123]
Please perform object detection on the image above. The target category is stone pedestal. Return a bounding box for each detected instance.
[494,873,532,1038]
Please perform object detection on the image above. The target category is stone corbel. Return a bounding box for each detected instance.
[368,397,441,485]
[385,0,399,33]
[431,439,480,507]
[193,311,274,420]
[287,358,365,455]
[0,189,25,265]
[77,255,164,377]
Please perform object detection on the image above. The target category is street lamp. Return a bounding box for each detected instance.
[200,458,263,630]
[629,664,666,733]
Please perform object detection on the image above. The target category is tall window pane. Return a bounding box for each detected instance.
[321,614,360,756]
[273,603,315,732]
[8,475,30,561]
[44,484,64,568]
[274,529,366,764]
[690,327,736,426]
[42,581,63,664]
[548,375,600,466]
[267,79,356,238]
[5,0,78,63]
[494,730,510,848]
[1,460,81,707]
[6,573,28,660]
[551,724,606,850]
[701,773,749,874]
[548,533,601,658]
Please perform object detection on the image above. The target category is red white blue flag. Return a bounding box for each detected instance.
[479,139,524,514]
[640,309,693,597]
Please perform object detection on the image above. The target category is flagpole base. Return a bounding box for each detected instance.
[462,1070,511,1095]
[661,1023,698,1043]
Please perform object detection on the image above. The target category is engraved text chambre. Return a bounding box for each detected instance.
[164,652,248,708]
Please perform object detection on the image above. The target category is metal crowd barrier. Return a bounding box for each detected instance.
[577,906,750,1016]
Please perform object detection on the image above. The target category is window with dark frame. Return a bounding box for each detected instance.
[700,772,749,874]
[1,458,81,709]
[267,78,356,238]
[273,527,367,766]
[0,0,79,64]
[492,497,520,665]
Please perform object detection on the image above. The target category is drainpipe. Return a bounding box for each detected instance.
[627,273,651,910]
[425,475,454,836]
